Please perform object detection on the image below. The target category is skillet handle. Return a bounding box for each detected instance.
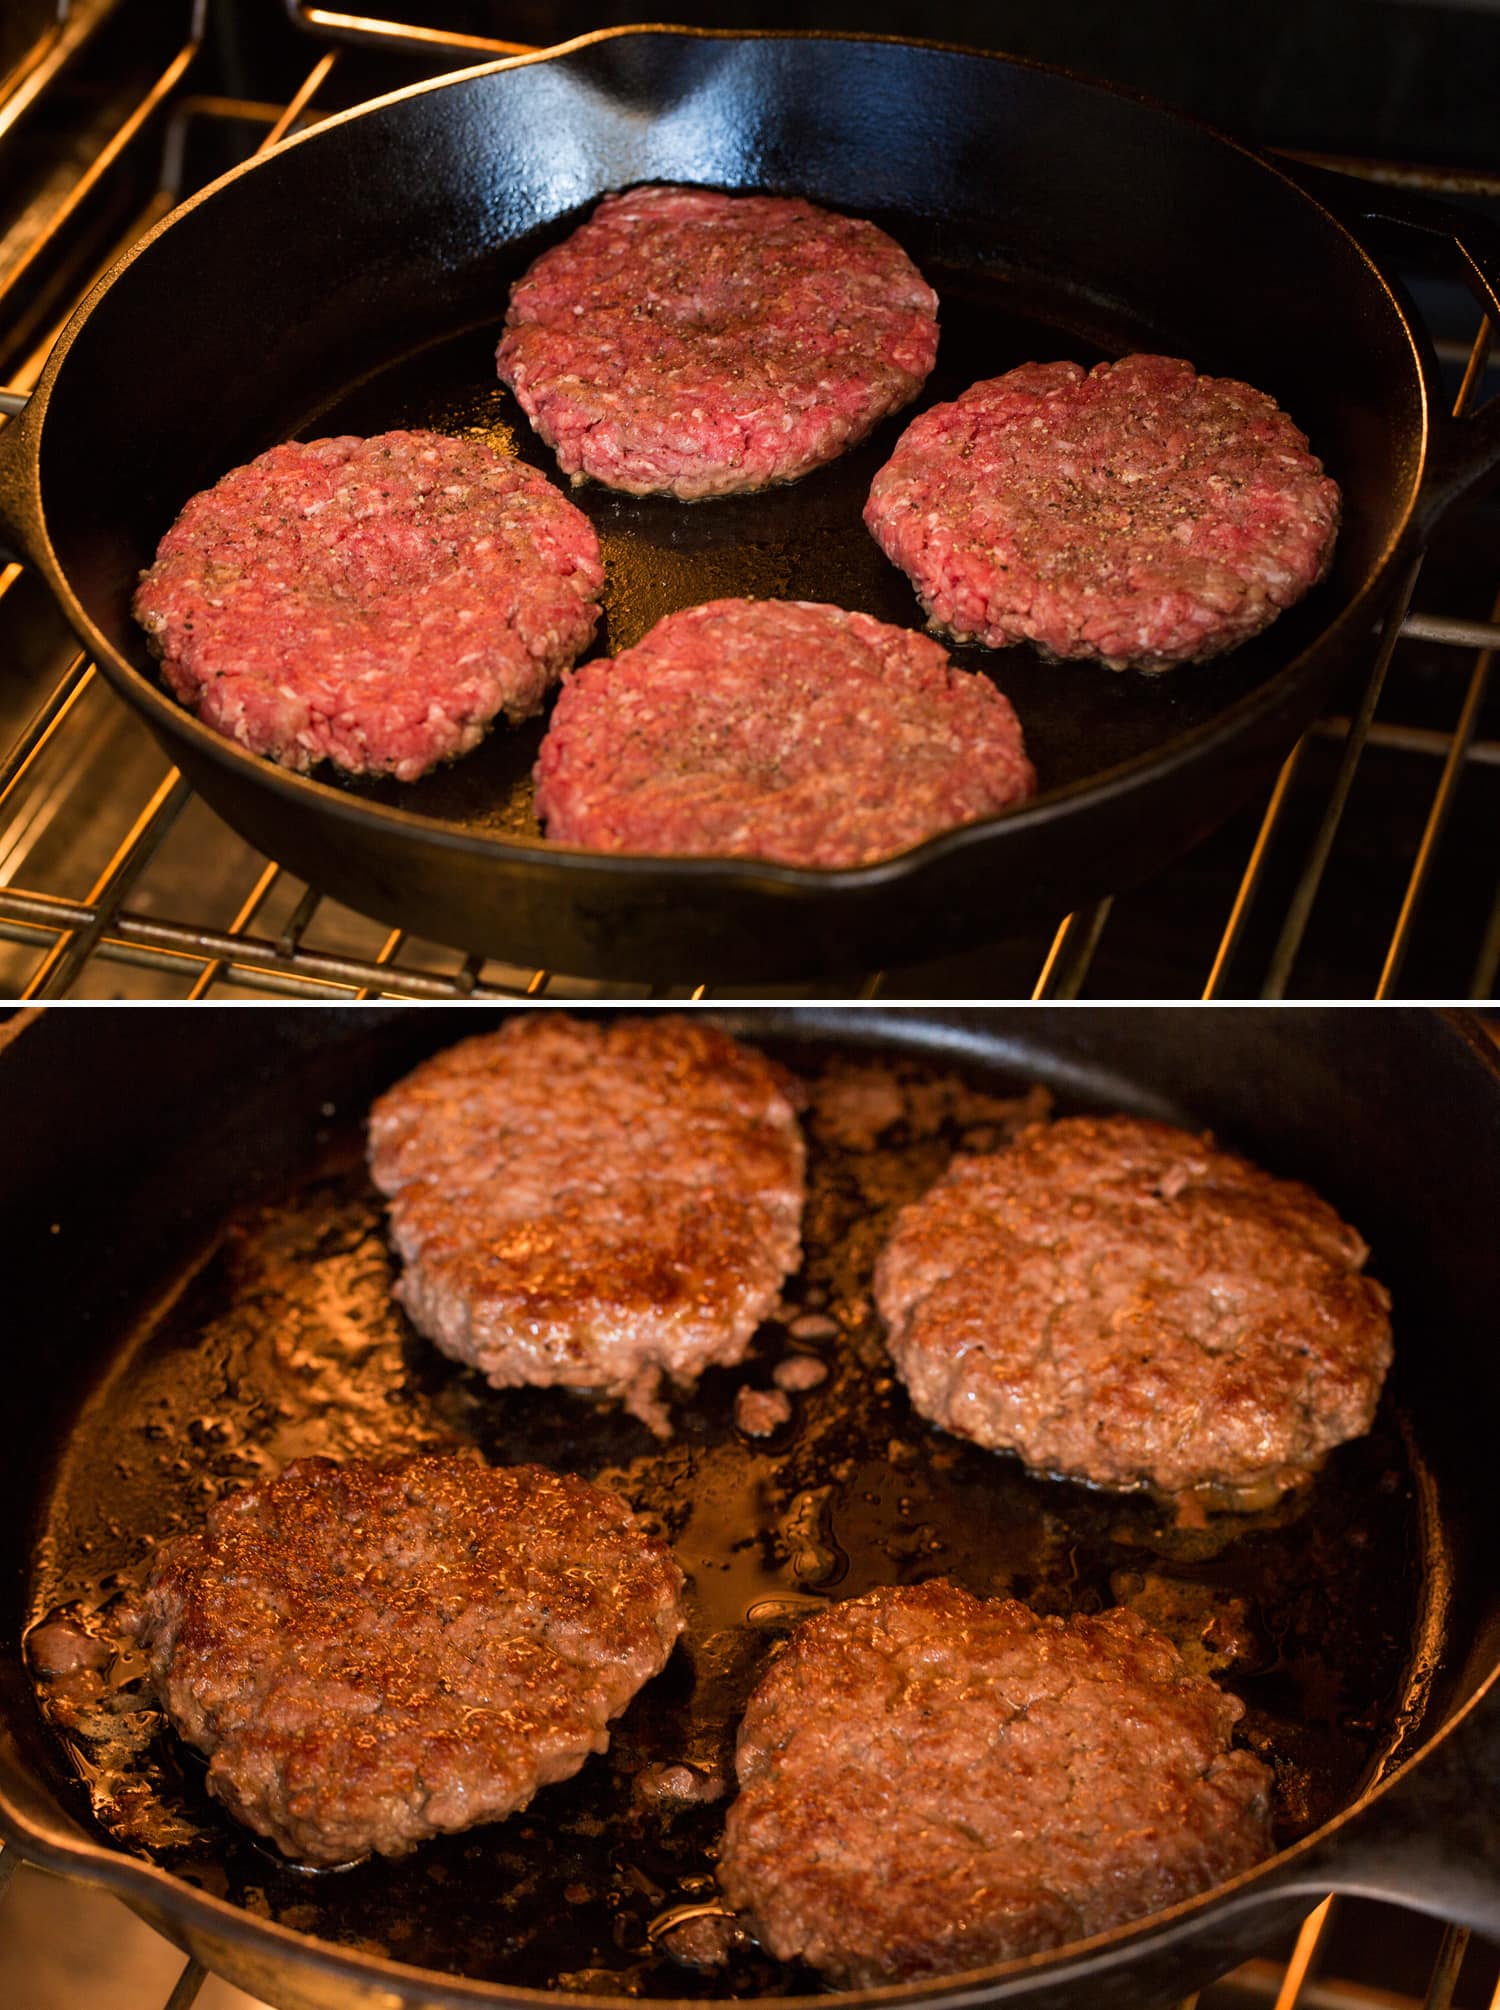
[0,392,37,571]
[1257,1680,1500,1939]
[1274,156,1500,537]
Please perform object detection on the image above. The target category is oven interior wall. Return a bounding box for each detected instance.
[226,1,1500,171]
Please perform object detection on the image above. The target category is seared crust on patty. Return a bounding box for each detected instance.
[864,355,1340,669]
[367,1015,806,1433]
[874,1115,1392,1499]
[133,1454,685,1864]
[534,598,1036,869]
[719,1582,1272,1985]
[133,430,603,780]
[497,185,939,498]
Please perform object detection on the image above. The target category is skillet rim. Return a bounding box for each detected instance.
[0,1003,1497,2009]
[4,1703,1491,2010]
[0,23,1433,908]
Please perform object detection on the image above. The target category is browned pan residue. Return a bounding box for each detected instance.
[26,1041,1427,1997]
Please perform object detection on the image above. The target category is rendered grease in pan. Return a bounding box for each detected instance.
[26,1044,1426,1996]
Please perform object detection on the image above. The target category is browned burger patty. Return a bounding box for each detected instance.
[719,1582,1272,1986]
[496,184,939,498]
[874,1115,1392,1501]
[533,598,1036,868]
[864,355,1340,670]
[131,1454,685,1865]
[133,430,603,780]
[367,1015,806,1434]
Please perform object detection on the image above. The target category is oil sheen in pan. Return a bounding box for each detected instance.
[27,1043,1426,1998]
[278,228,1336,846]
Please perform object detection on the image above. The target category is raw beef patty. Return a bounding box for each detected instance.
[864,355,1340,669]
[534,598,1035,868]
[133,429,603,779]
[497,184,939,498]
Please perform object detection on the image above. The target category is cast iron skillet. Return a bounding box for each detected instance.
[0,31,1498,983]
[3,1006,1500,2010]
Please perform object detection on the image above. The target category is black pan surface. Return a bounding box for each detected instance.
[290,258,1314,840]
[2,32,1498,980]
[6,1007,1500,2010]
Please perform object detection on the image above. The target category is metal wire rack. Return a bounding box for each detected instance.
[0,0,1495,999]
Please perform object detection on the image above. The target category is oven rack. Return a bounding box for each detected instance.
[0,3,1494,1000]
[1,1840,1497,2010]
